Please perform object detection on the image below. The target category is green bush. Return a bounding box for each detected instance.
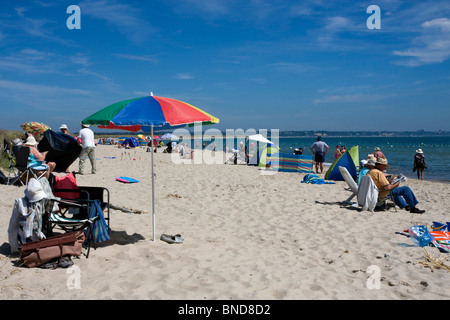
[0,129,24,171]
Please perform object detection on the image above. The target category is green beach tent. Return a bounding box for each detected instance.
[325,146,360,181]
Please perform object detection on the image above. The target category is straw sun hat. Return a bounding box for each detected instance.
[416,148,423,153]
[375,158,390,167]
[24,136,38,146]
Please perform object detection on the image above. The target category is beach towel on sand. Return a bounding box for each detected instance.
[430,231,450,253]
[116,177,139,183]
[301,174,335,185]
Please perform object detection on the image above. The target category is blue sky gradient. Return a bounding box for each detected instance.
[0,0,449,133]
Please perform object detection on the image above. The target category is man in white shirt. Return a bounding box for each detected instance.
[77,123,96,174]
[310,136,329,174]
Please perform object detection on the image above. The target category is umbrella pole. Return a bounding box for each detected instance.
[151,125,156,242]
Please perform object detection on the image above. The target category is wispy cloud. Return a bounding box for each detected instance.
[174,73,194,80]
[0,79,93,97]
[114,54,159,64]
[393,18,450,66]
[80,0,159,42]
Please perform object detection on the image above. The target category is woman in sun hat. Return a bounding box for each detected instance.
[23,136,56,180]
[413,148,427,180]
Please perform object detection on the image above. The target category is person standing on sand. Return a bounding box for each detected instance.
[77,123,96,175]
[413,148,427,180]
[310,136,329,174]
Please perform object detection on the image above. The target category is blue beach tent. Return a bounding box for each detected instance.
[121,137,139,148]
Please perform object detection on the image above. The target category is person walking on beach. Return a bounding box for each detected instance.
[413,148,427,180]
[77,123,96,175]
[368,158,425,214]
[310,136,329,174]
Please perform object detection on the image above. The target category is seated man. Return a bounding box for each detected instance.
[367,158,425,214]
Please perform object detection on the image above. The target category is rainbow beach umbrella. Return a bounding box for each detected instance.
[82,94,219,131]
[81,93,219,242]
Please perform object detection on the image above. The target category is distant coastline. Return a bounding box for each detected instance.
[88,129,450,138]
[276,130,450,138]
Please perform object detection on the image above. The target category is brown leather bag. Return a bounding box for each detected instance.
[20,230,85,268]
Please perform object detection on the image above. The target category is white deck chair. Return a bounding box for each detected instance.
[357,175,379,212]
[339,166,358,205]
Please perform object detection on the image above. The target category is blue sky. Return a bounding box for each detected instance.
[0,0,449,133]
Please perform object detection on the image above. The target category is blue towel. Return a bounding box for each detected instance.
[301,174,335,185]
[87,200,110,243]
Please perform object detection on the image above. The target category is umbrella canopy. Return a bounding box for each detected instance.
[38,130,81,172]
[82,95,219,131]
[160,133,178,140]
[20,122,51,139]
[81,94,219,242]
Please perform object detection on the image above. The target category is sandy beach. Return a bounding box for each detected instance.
[1,144,450,300]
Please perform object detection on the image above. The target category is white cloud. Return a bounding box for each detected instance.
[79,0,159,42]
[0,79,93,96]
[393,18,450,66]
[114,54,159,64]
[174,73,194,80]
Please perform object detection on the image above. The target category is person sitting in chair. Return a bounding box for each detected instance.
[23,136,56,181]
[367,158,425,214]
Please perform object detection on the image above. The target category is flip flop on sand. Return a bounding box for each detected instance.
[160,234,184,244]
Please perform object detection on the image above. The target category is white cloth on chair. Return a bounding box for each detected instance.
[8,198,45,254]
[357,175,379,212]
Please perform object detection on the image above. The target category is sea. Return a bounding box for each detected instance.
[274,136,450,182]
[192,135,450,182]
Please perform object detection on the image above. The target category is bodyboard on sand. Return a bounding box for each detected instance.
[116,177,139,183]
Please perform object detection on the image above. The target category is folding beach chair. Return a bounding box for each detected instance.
[51,172,111,230]
[39,177,100,258]
[339,166,359,205]
[8,145,48,186]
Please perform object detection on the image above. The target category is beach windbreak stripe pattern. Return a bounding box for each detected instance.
[269,153,314,173]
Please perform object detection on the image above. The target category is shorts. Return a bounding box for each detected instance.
[314,152,325,163]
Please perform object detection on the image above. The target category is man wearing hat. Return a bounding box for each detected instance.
[77,123,96,174]
[367,158,425,214]
[60,124,70,135]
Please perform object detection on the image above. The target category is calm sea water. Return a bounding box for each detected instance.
[194,136,450,182]
[275,136,450,182]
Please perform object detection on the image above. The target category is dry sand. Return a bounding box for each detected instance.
[1,144,450,300]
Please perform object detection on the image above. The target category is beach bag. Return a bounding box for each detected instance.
[20,230,85,268]
[408,225,434,247]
